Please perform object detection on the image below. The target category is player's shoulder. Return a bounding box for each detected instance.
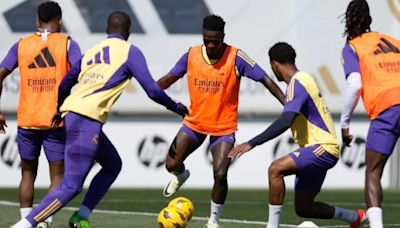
[236,48,257,66]
[293,71,316,88]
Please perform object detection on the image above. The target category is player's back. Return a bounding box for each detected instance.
[61,36,132,123]
[17,33,70,128]
[349,32,400,119]
[289,72,339,157]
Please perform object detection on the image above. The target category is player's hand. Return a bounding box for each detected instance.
[228,142,252,159]
[175,102,189,118]
[341,128,353,147]
[0,112,7,134]
[51,111,63,128]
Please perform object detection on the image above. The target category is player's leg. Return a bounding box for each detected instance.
[364,150,387,228]
[163,125,206,197]
[364,105,400,228]
[42,127,66,226]
[365,151,388,208]
[205,133,234,227]
[266,154,296,228]
[13,113,101,227]
[16,128,42,219]
[71,131,122,225]
[292,145,365,226]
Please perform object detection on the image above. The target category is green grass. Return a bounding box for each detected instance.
[1,188,399,227]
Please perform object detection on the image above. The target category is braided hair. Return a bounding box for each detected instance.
[344,0,372,40]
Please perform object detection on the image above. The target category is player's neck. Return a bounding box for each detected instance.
[282,65,298,83]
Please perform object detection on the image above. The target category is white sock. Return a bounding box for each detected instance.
[208,201,224,224]
[78,205,91,219]
[20,207,32,219]
[367,207,383,228]
[12,218,33,228]
[333,207,358,223]
[266,204,282,228]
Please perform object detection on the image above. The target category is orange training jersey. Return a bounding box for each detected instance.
[17,33,70,127]
[183,45,240,135]
[349,32,400,119]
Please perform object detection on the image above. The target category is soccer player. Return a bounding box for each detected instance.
[11,11,188,228]
[228,42,366,228]
[340,1,400,227]
[0,1,81,227]
[157,15,285,228]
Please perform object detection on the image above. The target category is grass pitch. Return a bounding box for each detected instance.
[0,188,399,227]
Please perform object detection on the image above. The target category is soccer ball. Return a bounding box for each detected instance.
[167,197,195,221]
[157,206,187,228]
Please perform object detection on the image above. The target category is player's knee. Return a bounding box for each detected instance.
[111,157,122,176]
[213,170,227,183]
[62,182,83,196]
[268,161,282,177]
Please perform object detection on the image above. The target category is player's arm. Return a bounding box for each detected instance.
[128,46,188,117]
[51,58,82,127]
[229,79,307,158]
[228,111,297,158]
[0,42,19,133]
[157,52,188,89]
[58,59,82,107]
[340,44,361,147]
[235,50,285,105]
[67,38,82,66]
[259,75,285,105]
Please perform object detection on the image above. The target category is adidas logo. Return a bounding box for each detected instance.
[87,46,110,65]
[28,47,56,68]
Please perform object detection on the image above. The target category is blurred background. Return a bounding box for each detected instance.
[0,0,399,190]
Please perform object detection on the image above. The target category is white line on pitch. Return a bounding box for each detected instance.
[1,201,400,227]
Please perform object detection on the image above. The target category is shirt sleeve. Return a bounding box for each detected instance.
[58,58,82,110]
[67,38,82,66]
[248,111,297,147]
[283,79,308,113]
[169,52,188,78]
[126,45,178,111]
[342,43,360,78]
[0,42,19,71]
[235,49,265,81]
[340,72,361,128]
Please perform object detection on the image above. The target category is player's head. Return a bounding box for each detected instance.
[344,0,371,40]
[268,42,296,82]
[37,1,62,31]
[106,11,131,40]
[202,15,225,58]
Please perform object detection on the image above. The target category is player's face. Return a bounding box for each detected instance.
[202,29,225,58]
[270,60,283,81]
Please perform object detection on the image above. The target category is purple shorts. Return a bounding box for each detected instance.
[179,125,235,150]
[17,127,66,161]
[289,144,338,193]
[366,105,400,155]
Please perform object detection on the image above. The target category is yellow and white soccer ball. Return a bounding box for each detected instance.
[157,206,187,228]
[167,196,195,221]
